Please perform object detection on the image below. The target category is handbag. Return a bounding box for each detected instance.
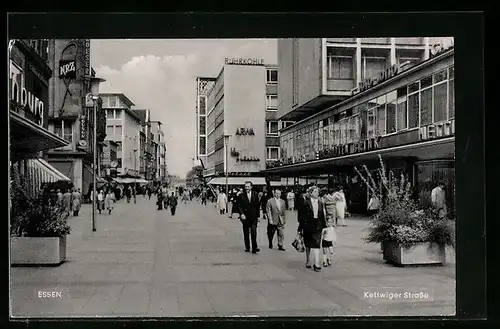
[292,233,305,253]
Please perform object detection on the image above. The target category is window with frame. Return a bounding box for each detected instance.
[266,69,278,84]
[267,121,279,135]
[420,87,433,126]
[116,141,122,152]
[266,95,278,110]
[53,120,73,143]
[386,91,397,134]
[376,95,386,136]
[367,106,376,138]
[362,57,388,80]
[448,67,454,119]
[115,125,122,136]
[199,116,206,135]
[114,109,122,119]
[106,125,113,136]
[199,96,207,115]
[396,86,408,131]
[267,147,280,160]
[327,55,354,79]
[109,96,117,107]
[107,109,114,119]
[408,93,420,129]
[433,79,448,123]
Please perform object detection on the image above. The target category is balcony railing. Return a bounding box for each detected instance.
[326,38,356,43]
[360,38,390,45]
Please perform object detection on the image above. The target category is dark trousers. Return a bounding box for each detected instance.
[242,222,258,251]
[170,206,176,215]
[267,224,284,248]
[157,201,163,210]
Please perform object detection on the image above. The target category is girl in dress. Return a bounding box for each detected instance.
[322,218,337,267]
[333,186,347,227]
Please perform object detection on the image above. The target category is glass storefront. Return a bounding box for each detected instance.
[280,65,455,162]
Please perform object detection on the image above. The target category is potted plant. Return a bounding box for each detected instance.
[10,168,71,266]
[355,155,455,266]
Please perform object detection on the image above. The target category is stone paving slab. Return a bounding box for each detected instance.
[10,198,456,318]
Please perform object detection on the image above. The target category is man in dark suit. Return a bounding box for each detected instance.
[237,181,261,254]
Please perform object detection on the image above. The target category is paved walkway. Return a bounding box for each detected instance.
[10,196,456,317]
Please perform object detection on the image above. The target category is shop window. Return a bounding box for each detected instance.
[396,97,408,131]
[420,88,433,126]
[421,76,432,89]
[408,93,420,129]
[433,82,448,123]
[408,81,420,94]
[433,69,447,84]
[377,105,386,136]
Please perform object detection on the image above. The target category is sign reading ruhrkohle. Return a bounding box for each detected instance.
[225,58,264,66]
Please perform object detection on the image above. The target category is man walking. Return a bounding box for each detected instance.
[168,192,178,216]
[266,189,287,251]
[431,180,447,219]
[237,181,261,254]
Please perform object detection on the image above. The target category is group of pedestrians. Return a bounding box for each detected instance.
[156,185,179,215]
[50,187,83,217]
[90,189,117,214]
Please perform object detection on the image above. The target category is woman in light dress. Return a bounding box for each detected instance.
[333,186,347,227]
[217,190,227,215]
[71,188,82,216]
[97,190,105,214]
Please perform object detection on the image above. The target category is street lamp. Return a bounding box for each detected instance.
[86,75,106,232]
[223,134,231,198]
[133,146,137,204]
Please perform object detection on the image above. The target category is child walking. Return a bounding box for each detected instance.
[322,218,337,267]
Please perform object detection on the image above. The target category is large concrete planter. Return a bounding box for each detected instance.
[10,236,66,266]
[383,242,445,266]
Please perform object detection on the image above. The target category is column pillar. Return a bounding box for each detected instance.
[390,38,397,65]
[356,38,362,85]
[74,158,83,192]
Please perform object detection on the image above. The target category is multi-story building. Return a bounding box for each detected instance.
[101,93,141,177]
[9,39,70,197]
[150,121,166,182]
[195,77,216,168]
[277,37,452,123]
[132,109,152,179]
[101,140,119,177]
[45,39,107,195]
[264,39,455,215]
[204,59,273,188]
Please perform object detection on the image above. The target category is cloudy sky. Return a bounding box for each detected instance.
[91,39,277,178]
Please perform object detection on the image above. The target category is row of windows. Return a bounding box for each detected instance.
[267,147,280,160]
[266,121,295,135]
[106,124,122,136]
[326,53,423,80]
[281,65,454,159]
[106,109,122,119]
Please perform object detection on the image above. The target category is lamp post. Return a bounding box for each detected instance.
[86,76,106,232]
[133,148,137,204]
[223,134,231,198]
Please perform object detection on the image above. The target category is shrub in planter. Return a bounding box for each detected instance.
[355,155,455,265]
[10,168,71,265]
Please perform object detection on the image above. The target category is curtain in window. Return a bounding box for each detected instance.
[397,98,408,131]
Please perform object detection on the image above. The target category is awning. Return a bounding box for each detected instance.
[208,177,267,186]
[26,158,71,183]
[83,164,107,186]
[10,111,69,158]
[113,177,149,184]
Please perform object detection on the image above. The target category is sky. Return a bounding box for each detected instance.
[91,39,277,178]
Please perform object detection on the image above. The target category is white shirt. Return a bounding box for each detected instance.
[311,198,319,218]
[247,191,252,201]
[275,197,281,211]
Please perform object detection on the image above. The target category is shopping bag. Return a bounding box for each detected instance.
[292,233,305,253]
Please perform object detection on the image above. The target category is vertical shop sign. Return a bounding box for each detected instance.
[84,39,91,77]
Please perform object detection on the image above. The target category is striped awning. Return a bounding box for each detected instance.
[27,158,71,183]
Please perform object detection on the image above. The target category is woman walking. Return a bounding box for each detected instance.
[97,190,105,214]
[105,190,116,214]
[323,188,337,223]
[297,186,328,272]
[333,186,347,227]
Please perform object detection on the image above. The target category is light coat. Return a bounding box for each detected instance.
[266,197,286,226]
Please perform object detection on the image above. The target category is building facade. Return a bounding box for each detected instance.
[45,39,106,195]
[150,121,167,182]
[101,93,141,177]
[9,39,70,197]
[264,45,455,215]
[278,37,453,123]
[195,77,216,168]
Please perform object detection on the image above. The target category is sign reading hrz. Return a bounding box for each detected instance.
[225,58,264,66]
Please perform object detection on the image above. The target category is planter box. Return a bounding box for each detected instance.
[10,236,66,266]
[384,242,445,266]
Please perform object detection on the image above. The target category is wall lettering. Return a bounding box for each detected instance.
[235,128,255,136]
[10,71,44,126]
[225,58,264,66]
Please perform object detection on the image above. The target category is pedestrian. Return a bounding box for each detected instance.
[156,191,164,210]
[431,180,447,219]
[148,187,152,200]
[333,186,347,227]
[105,190,116,214]
[217,189,227,215]
[323,188,337,223]
[56,189,63,207]
[71,188,82,216]
[260,191,269,220]
[126,186,132,203]
[367,192,380,216]
[297,186,327,272]
[63,189,72,215]
[168,192,178,215]
[321,218,337,267]
[201,189,207,205]
[266,188,286,251]
[97,190,105,214]
[286,189,295,210]
[237,181,261,254]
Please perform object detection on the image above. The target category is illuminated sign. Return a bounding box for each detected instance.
[225,58,264,66]
[358,65,400,93]
[77,110,88,151]
[10,70,44,126]
[235,128,255,135]
[59,60,76,78]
